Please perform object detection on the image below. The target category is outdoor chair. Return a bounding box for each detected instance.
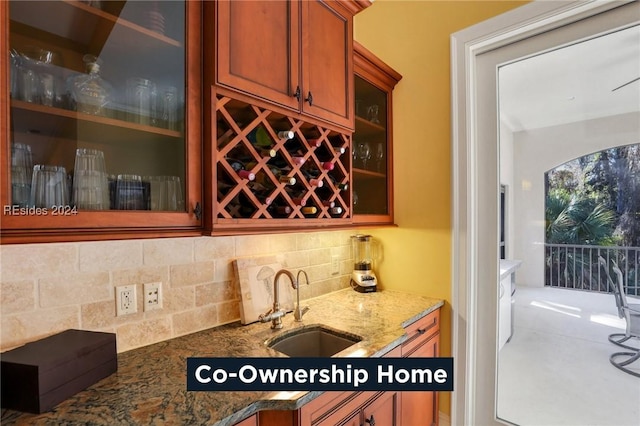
[598,256,640,378]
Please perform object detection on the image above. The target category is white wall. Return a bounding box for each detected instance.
[505,111,640,287]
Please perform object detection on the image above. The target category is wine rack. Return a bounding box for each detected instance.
[215,94,351,224]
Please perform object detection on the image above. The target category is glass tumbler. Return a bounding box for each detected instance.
[11,143,33,207]
[73,148,109,210]
[115,174,148,210]
[157,86,178,130]
[127,77,156,125]
[30,165,69,208]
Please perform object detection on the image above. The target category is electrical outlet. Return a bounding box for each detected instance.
[331,255,340,275]
[116,285,137,316]
[143,282,163,311]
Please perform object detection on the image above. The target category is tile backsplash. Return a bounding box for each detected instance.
[0,230,355,353]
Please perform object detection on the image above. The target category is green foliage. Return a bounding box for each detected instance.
[545,144,639,246]
[545,192,618,245]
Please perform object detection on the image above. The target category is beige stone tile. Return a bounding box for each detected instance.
[306,263,332,283]
[214,258,236,282]
[112,265,169,287]
[39,272,110,308]
[172,305,218,337]
[170,262,215,288]
[1,280,35,314]
[195,281,236,306]
[194,236,235,262]
[164,286,195,312]
[0,243,77,281]
[296,232,323,251]
[116,317,172,352]
[307,247,331,266]
[217,300,240,324]
[0,306,79,351]
[79,240,143,272]
[234,235,270,257]
[81,300,116,329]
[143,238,194,266]
[282,251,309,269]
[268,234,298,253]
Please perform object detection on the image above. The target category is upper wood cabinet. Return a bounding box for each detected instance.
[214,0,362,131]
[352,42,402,225]
[1,0,203,244]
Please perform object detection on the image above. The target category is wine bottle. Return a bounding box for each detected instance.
[263,165,296,186]
[301,206,318,215]
[327,174,348,191]
[268,204,292,217]
[226,158,255,181]
[320,161,334,171]
[284,187,307,206]
[333,146,346,155]
[246,126,277,158]
[329,206,343,215]
[306,138,322,148]
[300,168,323,188]
[277,130,295,140]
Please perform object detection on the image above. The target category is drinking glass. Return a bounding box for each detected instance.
[11,143,33,207]
[375,142,385,172]
[30,165,69,208]
[146,176,183,211]
[367,104,380,124]
[357,142,372,170]
[157,85,178,130]
[127,77,156,125]
[115,174,148,210]
[73,149,109,210]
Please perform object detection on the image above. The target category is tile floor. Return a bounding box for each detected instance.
[497,286,640,426]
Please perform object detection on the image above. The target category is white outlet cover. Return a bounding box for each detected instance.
[331,255,340,275]
[143,282,163,311]
[116,285,137,316]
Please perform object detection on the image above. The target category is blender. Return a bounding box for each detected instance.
[350,234,378,293]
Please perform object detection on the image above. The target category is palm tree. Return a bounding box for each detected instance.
[545,192,617,290]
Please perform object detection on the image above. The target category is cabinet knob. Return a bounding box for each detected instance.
[305,91,313,106]
[193,202,202,220]
[365,414,376,426]
[293,86,301,101]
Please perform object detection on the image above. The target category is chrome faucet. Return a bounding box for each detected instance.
[258,269,296,329]
[294,270,310,321]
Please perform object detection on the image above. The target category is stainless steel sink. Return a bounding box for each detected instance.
[266,325,362,357]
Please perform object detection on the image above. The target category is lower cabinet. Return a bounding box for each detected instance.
[255,309,442,426]
[401,309,441,426]
[234,414,258,426]
[298,389,400,426]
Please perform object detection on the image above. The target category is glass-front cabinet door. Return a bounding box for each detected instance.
[353,42,401,225]
[2,0,202,243]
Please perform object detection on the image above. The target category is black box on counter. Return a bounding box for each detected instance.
[1,329,117,414]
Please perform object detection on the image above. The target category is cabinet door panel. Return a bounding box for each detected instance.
[363,391,399,426]
[402,335,439,426]
[216,0,299,110]
[301,0,352,129]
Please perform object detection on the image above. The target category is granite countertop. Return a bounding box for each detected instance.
[1,289,443,426]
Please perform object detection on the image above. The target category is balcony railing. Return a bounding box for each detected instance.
[545,244,640,296]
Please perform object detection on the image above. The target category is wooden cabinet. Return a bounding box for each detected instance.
[205,1,372,233]
[214,0,359,132]
[353,42,402,225]
[235,414,258,426]
[401,309,440,426]
[1,0,202,243]
[296,390,399,426]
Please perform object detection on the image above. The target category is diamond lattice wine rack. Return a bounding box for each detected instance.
[215,95,351,225]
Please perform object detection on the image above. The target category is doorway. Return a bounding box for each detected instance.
[451,1,640,424]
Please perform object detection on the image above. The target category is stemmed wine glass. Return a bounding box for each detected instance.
[375,143,384,172]
[357,142,372,170]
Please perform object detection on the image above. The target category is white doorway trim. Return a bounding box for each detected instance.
[450,1,639,425]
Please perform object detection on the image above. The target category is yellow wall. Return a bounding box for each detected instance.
[354,0,528,415]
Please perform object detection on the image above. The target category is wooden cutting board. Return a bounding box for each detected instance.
[233,256,296,325]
